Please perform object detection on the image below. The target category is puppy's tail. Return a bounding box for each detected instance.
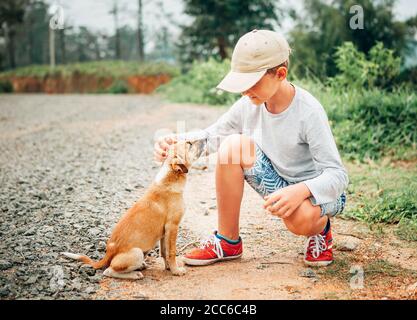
[61,251,112,269]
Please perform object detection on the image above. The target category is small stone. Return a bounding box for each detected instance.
[204,209,209,216]
[98,241,106,251]
[89,275,101,283]
[79,265,96,277]
[338,237,361,251]
[132,293,149,300]
[0,260,12,270]
[71,279,82,291]
[208,204,217,210]
[44,232,55,239]
[85,286,96,294]
[24,227,37,236]
[299,268,317,278]
[407,282,417,293]
[25,276,38,285]
[88,228,101,237]
[0,287,11,297]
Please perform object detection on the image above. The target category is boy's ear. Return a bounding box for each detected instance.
[276,66,288,80]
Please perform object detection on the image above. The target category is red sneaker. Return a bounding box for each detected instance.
[304,228,333,267]
[183,232,243,266]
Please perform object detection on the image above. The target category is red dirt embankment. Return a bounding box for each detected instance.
[5,73,171,94]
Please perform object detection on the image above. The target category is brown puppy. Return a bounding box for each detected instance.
[62,139,206,280]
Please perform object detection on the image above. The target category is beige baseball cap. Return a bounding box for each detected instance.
[216,29,291,93]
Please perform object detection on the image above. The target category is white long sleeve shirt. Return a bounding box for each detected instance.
[179,85,349,205]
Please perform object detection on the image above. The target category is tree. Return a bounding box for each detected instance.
[289,0,417,79]
[0,0,28,68]
[109,0,121,60]
[137,0,144,61]
[177,0,282,65]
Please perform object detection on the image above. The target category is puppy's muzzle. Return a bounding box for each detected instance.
[189,138,208,159]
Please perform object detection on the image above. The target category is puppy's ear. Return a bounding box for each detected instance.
[172,163,188,174]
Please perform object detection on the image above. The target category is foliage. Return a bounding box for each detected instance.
[342,162,417,227]
[107,79,128,94]
[159,52,416,160]
[157,58,239,105]
[0,60,180,78]
[331,89,417,161]
[396,218,417,242]
[397,65,417,89]
[289,0,417,80]
[0,0,29,68]
[0,79,13,93]
[347,188,417,224]
[330,42,401,90]
[0,0,176,71]
[177,0,282,66]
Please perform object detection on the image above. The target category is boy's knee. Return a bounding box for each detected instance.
[218,134,255,168]
[283,201,321,236]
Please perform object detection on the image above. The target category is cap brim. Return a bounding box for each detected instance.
[216,70,266,93]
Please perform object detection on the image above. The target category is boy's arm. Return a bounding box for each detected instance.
[302,109,349,205]
[174,97,244,154]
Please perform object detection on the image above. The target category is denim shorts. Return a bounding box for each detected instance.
[243,145,346,217]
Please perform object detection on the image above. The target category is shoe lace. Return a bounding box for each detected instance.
[200,234,224,259]
[306,234,327,259]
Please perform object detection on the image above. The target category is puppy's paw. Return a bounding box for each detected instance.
[133,271,144,280]
[138,262,148,271]
[170,266,186,276]
[176,257,185,268]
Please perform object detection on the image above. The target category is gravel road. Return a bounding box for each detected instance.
[0,94,222,299]
[1,94,416,300]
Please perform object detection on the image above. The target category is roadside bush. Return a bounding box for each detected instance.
[396,217,417,241]
[330,42,401,91]
[0,60,180,78]
[296,78,416,161]
[107,79,129,94]
[332,90,417,161]
[0,80,13,93]
[348,188,417,224]
[157,58,239,106]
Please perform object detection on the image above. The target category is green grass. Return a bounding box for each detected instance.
[343,161,417,224]
[0,60,180,79]
[364,259,416,278]
[396,218,417,241]
[156,58,239,106]
[297,79,417,162]
[318,254,417,284]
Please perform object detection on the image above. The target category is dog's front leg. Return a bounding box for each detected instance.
[160,236,169,270]
[165,222,186,276]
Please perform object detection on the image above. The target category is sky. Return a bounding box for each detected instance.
[49,0,417,53]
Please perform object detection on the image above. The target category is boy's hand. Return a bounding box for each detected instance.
[154,136,177,162]
[263,183,311,219]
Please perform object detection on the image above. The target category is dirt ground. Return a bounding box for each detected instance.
[95,155,417,300]
[0,94,416,300]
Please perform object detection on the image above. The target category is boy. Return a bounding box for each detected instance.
[154,29,348,267]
